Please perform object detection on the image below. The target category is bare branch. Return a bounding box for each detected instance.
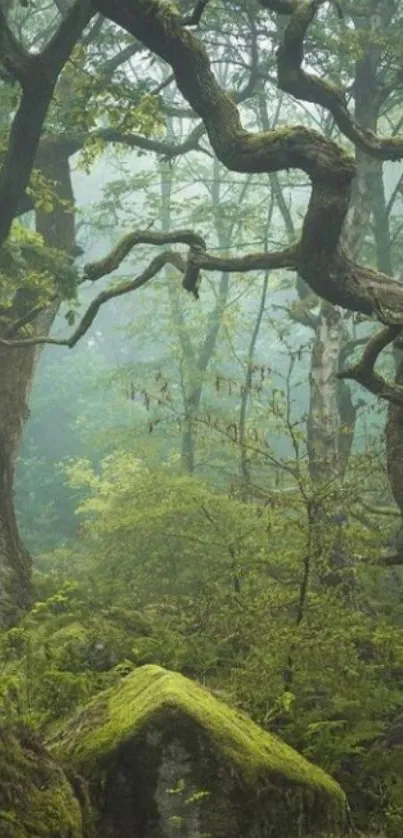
[1,223,298,349]
[0,251,184,350]
[92,41,144,89]
[83,226,297,283]
[83,229,204,281]
[338,325,403,404]
[269,0,403,160]
[90,0,403,325]
[96,122,206,159]
[51,122,207,165]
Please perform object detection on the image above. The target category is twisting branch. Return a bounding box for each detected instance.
[6,0,403,362]
[271,0,403,160]
[338,325,403,404]
[0,251,184,350]
[91,0,403,326]
[2,225,298,348]
[83,227,297,282]
[83,229,205,281]
[91,122,206,160]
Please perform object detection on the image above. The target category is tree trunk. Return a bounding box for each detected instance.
[180,383,202,474]
[306,302,356,590]
[0,142,75,625]
[302,13,391,588]
[352,7,403,529]
[307,302,343,488]
[386,353,403,520]
[160,144,232,475]
[0,346,36,623]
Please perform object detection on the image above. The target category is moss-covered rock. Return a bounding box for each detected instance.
[0,725,87,838]
[48,664,347,837]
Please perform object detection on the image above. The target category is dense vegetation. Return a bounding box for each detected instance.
[2,0,403,834]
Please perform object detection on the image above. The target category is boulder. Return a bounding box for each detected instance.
[0,724,88,838]
[48,664,347,837]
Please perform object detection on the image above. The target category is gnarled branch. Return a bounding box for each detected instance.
[269,0,403,160]
[1,227,297,348]
[90,0,403,326]
[338,325,403,404]
[0,251,184,350]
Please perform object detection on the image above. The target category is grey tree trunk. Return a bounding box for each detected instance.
[159,144,234,474]
[307,302,343,488]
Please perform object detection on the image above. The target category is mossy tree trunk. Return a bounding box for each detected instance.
[387,354,403,525]
[303,1,402,588]
[0,345,35,623]
[0,143,75,626]
[352,4,403,527]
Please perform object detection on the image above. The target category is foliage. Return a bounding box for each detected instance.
[0,222,77,315]
[5,452,403,833]
[2,0,403,835]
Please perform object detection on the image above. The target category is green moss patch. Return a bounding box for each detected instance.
[0,725,85,838]
[48,664,347,835]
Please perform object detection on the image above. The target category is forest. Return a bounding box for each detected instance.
[2,0,403,835]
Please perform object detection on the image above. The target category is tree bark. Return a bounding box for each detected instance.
[386,353,403,519]
[0,345,35,623]
[306,302,357,591]
[0,143,75,625]
[307,302,343,487]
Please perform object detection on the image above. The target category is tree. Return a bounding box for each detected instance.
[3,0,403,621]
[0,0,203,621]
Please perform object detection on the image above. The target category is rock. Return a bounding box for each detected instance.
[0,724,88,838]
[48,664,347,837]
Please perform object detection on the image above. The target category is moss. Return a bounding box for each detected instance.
[0,725,84,838]
[48,664,346,832]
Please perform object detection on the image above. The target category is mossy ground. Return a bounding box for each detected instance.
[0,725,84,838]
